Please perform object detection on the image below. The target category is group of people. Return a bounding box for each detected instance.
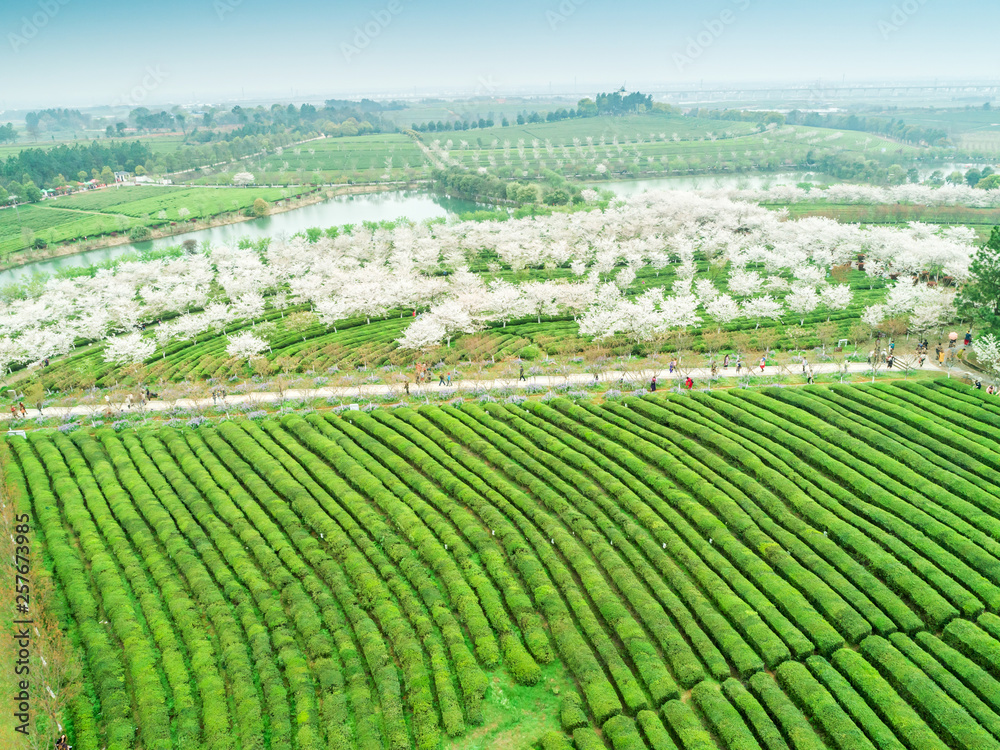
[8,402,26,418]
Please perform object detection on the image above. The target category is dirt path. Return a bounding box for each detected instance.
[5,360,958,423]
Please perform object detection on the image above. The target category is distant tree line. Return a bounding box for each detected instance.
[0,140,153,195]
[432,166,584,206]
[411,91,664,132]
[25,108,91,137]
[785,110,950,146]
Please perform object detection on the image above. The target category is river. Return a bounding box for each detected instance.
[3,163,987,286]
[0,189,481,286]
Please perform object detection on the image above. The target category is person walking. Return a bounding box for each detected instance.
[404,381,410,396]
[887,354,894,369]
[735,357,742,375]
[19,402,27,417]
[9,404,16,418]
[759,356,766,373]
[965,330,973,347]
[723,354,730,369]
[446,371,452,386]
[685,376,694,389]
[711,363,718,379]
[518,364,526,382]
[650,375,657,392]
[438,372,445,386]
[807,367,815,385]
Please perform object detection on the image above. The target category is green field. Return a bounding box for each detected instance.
[185,134,429,185]
[428,115,922,179]
[0,204,140,257]
[0,185,309,256]
[8,378,1000,749]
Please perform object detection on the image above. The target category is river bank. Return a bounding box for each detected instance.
[0,181,427,274]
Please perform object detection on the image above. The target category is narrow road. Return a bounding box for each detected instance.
[5,359,972,423]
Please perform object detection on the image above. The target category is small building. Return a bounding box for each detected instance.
[114,171,130,183]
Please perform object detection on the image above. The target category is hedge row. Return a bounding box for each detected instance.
[7,439,136,750]
[713,392,982,627]
[284,414,499,669]
[437,403,675,708]
[312,411,541,680]
[517,400,749,679]
[640,393,917,636]
[859,634,1000,750]
[27,434,172,750]
[171,431,410,747]
[136,430,301,750]
[388,406,624,724]
[470,400,708,689]
[690,681,760,750]
[360,408,553,668]
[830,647,946,750]
[764,388,1000,598]
[805,656,905,750]
[740,389,997,616]
[545,397,806,666]
[67,431,234,750]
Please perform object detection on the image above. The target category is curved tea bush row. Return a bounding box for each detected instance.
[593,399,867,646]
[459,401,705,691]
[386,406,625,724]
[630,395,916,636]
[6,439,136,750]
[25,434,173,750]
[245,418,484,732]
[15,379,1000,750]
[513,400,755,679]
[169,426,402,749]
[429,404,673,710]
[321,410,548,681]
[60,432,224,750]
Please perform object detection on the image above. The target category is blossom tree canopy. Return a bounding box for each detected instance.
[103,332,156,366]
[226,331,268,361]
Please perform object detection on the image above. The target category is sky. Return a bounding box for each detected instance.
[1,0,998,110]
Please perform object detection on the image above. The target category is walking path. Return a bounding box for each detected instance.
[7,359,975,423]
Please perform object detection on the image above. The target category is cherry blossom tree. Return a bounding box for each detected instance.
[396,316,447,351]
[973,335,1000,379]
[233,172,255,187]
[741,295,785,329]
[705,294,742,332]
[785,284,821,326]
[820,284,853,321]
[226,331,268,363]
[103,332,156,366]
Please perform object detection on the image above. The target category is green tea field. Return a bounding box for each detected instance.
[8,379,1000,750]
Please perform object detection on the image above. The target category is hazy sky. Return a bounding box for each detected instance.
[1,0,998,110]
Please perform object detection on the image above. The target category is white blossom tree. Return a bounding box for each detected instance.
[786,285,821,326]
[233,172,255,187]
[226,331,268,363]
[820,284,853,321]
[973,335,1000,379]
[103,332,156,366]
[705,294,742,332]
